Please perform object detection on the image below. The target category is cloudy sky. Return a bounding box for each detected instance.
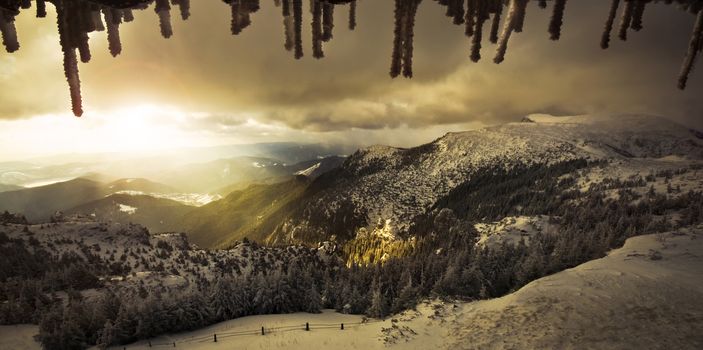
[0,0,701,161]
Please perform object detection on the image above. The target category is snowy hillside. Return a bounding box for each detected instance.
[270,114,703,244]
[1,217,335,298]
[4,227,699,350]
[443,226,703,350]
[100,225,703,350]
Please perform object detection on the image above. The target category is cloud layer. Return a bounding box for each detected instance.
[0,0,701,160]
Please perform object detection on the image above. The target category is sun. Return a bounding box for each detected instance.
[0,103,207,160]
[94,104,192,153]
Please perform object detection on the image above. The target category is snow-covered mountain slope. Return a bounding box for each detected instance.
[444,226,703,350]
[294,162,321,176]
[0,227,688,350]
[1,218,335,298]
[518,114,703,158]
[268,114,703,244]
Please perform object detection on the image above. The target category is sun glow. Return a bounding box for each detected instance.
[0,104,211,161]
[94,104,193,152]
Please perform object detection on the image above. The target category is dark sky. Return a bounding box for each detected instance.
[0,0,701,159]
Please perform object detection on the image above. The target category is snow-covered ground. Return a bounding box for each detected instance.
[114,226,703,350]
[0,325,42,350]
[117,203,138,214]
[113,190,222,207]
[4,227,698,350]
[475,215,557,248]
[294,162,321,177]
[444,226,703,349]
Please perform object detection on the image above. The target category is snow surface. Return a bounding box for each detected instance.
[118,203,137,215]
[294,162,321,176]
[113,190,222,206]
[475,215,557,248]
[0,325,41,350]
[21,176,77,188]
[444,226,703,349]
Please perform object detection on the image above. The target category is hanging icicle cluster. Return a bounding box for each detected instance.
[1,0,702,118]
[390,0,422,78]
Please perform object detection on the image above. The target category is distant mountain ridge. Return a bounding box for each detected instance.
[0,183,22,193]
[0,156,346,235]
[0,178,107,221]
[0,177,184,222]
[2,115,700,249]
[158,155,346,193]
[66,193,195,233]
[0,142,353,190]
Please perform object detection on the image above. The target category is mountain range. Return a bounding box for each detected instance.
[1,114,701,250]
[259,114,703,246]
[3,114,703,350]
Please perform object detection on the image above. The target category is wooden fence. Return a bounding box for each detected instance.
[121,319,381,348]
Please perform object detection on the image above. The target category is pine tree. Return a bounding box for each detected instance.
[306,282,323,313]
[391,272,417,313]
[112,305,135,344]
[210,278,235,320]
[367,279,388,318]
[97,320,115,349]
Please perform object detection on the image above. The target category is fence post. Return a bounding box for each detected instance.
[261,326,265,335]
[341,323,344,330]
[305,322,309,331]
[214,333,217,342]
